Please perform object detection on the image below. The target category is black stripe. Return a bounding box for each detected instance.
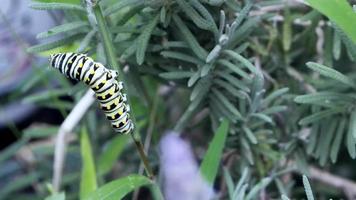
[51,54,60,67]
[71,55,85,79]
[96,82,115,94]
[74,56,86,80]
[58,54,67,74]
[82,60,94,84]
[65,54,77,78]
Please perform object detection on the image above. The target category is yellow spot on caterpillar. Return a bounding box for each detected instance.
[119,109,123,115]
[79,63,83,67]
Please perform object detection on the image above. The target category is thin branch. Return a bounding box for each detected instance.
[52,89,95,192]
[88,0,154,179]
[308,166,356,199]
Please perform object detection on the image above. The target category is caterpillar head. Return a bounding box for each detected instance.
[49,53,62,69]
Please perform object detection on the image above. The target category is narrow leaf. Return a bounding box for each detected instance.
[299,108,342,125]
[306,0,356,43]
[27,34,82,53]
[37,21,88,39]
[85,175,152,200]
[306,62,356,88]
[246,178,271,200]
[30,2,85,11]
[330,118,346,163]
[173,14,208,60]
[350,110,356,139]
[200,119,229,185]
[80,127,97,199]
[159,71,194,79]
[136,15,159,65]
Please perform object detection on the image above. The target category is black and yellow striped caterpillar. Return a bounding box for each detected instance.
[49,52,134,134]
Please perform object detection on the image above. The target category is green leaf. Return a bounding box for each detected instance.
[212,88,242,119]
[176,0,213,31]
[214,79,248,100]
[187,70,201,87]
[216,71,250,92]
[159,71,194,79]
[302,175,314,200]
[294,92,354,105]
[333,29,341,60]
[84,175,152,200]
[45,192,66,200]
[98,134,129,175]
[80,127,97,199]
[161,51,202,65]
[233,168,249,199]
[330,118,346,163]
[27,34,82,53]
[282,8,292,52]
[136,15,159,65]
[190,76,212,101]
[37,21,88,39]
[223,167,235,200]
[223,50,258,75]
[22,88,71,103]
[30,2,85,11]
[306,62,356,88]
[262,87,289,106]
[23,125,58,138]
[306,0,356,43]
[246,178,271,200]
[199,119,229,185]
[172,14,208,60]
[242,125,257,144]
[350,110,356,139]
[250,113,274,124]
[103,0,141,16]
[299,108,343,125]
[346,120,356,158]
[217,59,251,80]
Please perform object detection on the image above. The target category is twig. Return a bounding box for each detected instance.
[308,166,356,199]
[88,0,154,179]
[53,89,95,192]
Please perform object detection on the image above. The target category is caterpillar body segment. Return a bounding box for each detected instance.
[49,52,134,134]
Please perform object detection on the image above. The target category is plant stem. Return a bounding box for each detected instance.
[90,1,154,179]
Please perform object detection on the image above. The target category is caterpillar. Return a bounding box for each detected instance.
[49,52,134,134]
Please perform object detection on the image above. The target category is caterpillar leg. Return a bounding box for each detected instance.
[109,70,119,78]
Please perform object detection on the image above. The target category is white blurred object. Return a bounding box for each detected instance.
[159,132,215,200]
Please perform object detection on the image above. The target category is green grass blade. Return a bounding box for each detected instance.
[199,119,229,185]
[80,127,97,199]
[84,175,152,200]
[306,0,356,43]
[98,134,129,175]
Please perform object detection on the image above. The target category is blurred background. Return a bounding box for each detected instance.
[2,0,356,199]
